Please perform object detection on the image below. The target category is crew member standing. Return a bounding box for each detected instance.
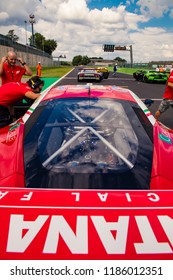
[36,62,42,77]
[0,50,32,85]
[155,71,173,120]
[113,64,117,76]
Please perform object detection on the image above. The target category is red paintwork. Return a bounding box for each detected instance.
[0,122,25,187]
[0,189,173,259]
[151,122,173,189]
[42,85,137,103]
[1,85,173,260]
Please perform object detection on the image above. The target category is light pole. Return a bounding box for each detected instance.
[24,20,28,45]
[42,38,44,53]
[129,45,133,68]
[29,14,36,47]
[24,20,29,64]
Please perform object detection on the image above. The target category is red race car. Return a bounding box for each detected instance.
[1,84,173,260]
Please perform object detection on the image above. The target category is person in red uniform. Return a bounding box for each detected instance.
[0,50,32,85]
[0,76,44,128]
[155,72,173,120]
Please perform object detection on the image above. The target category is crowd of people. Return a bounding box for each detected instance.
[0,50,43,128]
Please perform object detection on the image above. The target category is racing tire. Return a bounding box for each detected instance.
[103,73,109,79]
[143,76,148,83]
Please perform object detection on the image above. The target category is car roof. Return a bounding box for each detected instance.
[41,85,138,103]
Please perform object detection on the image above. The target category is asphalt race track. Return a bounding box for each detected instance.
[56,67,173,129]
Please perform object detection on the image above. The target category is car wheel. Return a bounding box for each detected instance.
[143,76,148,83]
[105,73,109,79]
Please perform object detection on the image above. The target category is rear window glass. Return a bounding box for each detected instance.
[24,98,153,189]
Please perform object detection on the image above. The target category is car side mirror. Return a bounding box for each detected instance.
[144,99,154,107]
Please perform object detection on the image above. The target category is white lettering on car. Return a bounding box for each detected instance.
[6,214,173,255]
[0,191,161,203]
[7,215,49,252]
[134,216,172,253]
[43,216,88,254]
[71,192,80,201]
[125,192,132,202]
[147,193,160,202]
[20,192,33,201]
[91,216,129,254]
[158,216,173,246]
[0,191,9,200]
[97,193,108,202]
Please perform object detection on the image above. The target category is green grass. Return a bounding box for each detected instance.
[108,66,150,75]
[30,66,73,78]
[117,68,135,74]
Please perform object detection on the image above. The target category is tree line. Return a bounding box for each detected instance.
[6,30,57,55]
[6,30,127,65]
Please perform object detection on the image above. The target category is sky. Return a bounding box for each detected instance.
[0,0,173,63]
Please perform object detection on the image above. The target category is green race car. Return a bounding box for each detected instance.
[143,70,168,83]
[133,70,147,81]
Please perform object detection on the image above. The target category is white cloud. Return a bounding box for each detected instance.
[0,12,9,22]
[131,27,173,62]
[136,0,173,18]
[0,0,173,62]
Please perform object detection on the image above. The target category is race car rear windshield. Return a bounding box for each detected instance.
[24,98,153,189]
